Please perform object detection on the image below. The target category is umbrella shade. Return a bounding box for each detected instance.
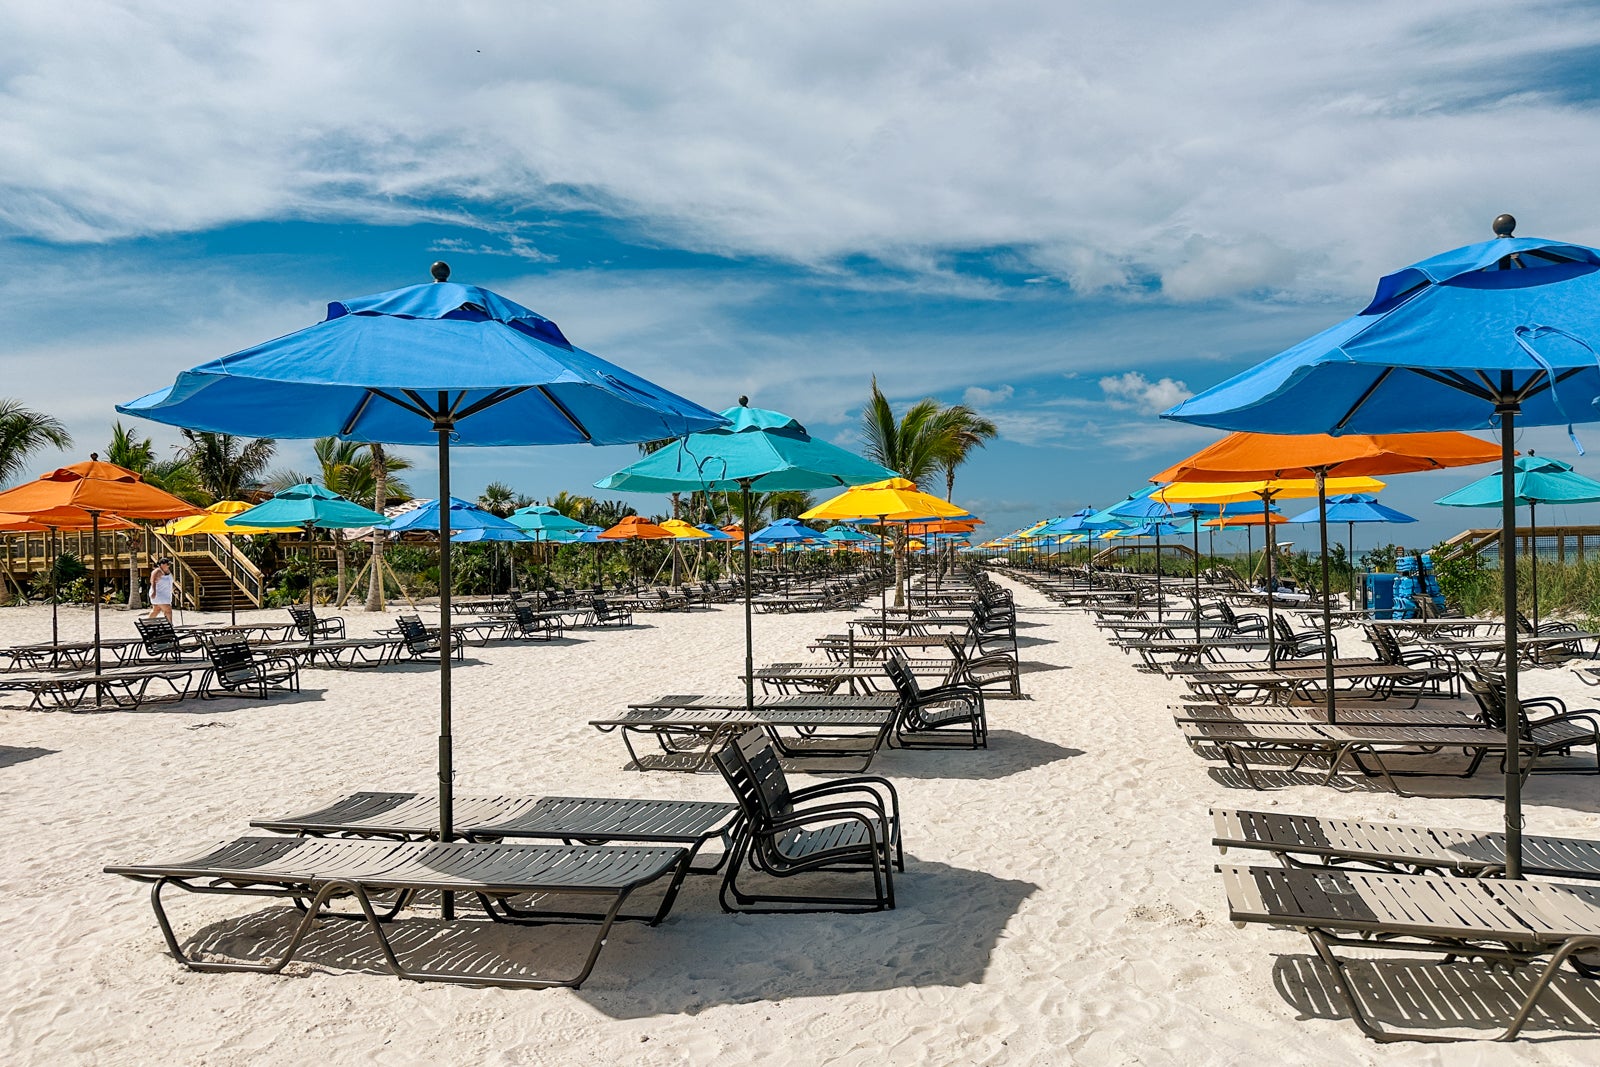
[508,505,589,534]
[450,526,539,543]
[596,397,895,494]
[0,459,202,521]
[159,500,300,536]
[1155,477,1386,504]
[1435,454,1600,509]
[573,525,610,543]
[384,496,525,534]
[801,477,970,522]
[598,515,676,540]
[749,518,821,543]
[228,482,387,529]
[0,508,137,531]
[695,523,735,541]
[118,281,725,446]
[719,524,746,542]
[0,512,48,533]
[1283,494,1417,525]
[1035,508,1099,536]
[822,524,874,542]
[1152,432,1501,483]
[1161,220,1600,881]
[1204,512,1289,527]
[659,518,711,539]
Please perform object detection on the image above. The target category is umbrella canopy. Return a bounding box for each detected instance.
[598,515,676,540]
[1155,477,1385,504]
[228,482,387,529]
[596,396,894,494]
[383,496,524,535]
[1161,218,1600,880]
[508,505,588,535]
[695,523,735,541]
[749,518,821,544]
[1284,493,1418,526]
[158,499,300,536]
[719,524,746,542]
[450,526,539,544]
[573,525,609,543]
[822,524,875,542]
[1152,431,1502,483]
[800,477,970,522]
[1436,454,1600,629]
[1035,507,1099,536]
[1204,512,1288,527]
[659,518,711,540]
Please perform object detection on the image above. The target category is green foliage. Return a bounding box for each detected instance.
[1360,543,1403,573]
[0,398,73,486]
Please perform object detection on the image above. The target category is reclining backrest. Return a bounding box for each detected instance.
[396,614,436,651]
[287,605,321,637]
[512,603,536,628]
[1273,615,1298,643]
[136,617,182,654]
[884,651,920,701]
[206,636,256,686]
[713,728,792,826]
[1464,670,1532,736]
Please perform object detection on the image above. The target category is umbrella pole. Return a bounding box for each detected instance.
[1499,405,1523,880]
[1316,470,1335,724]
[1154,527,1163,622]
[1529,501,1539,632]
[436,420,457,919]
[48,527,58,649]
[1349,522,1356,603]
[91,510,102,706]
[229,535,237,626]
[1262,491,1276,670]
[741,480,755,713]
[1192,521,1201,644]
[878,515,887,627]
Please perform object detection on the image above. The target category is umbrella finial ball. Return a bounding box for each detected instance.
[738,395,749,406]
[430,261,451,282]
[1493,214,1517,238]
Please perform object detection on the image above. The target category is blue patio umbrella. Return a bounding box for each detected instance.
[227,481,387,624]
[574,525,609,543]
[597,397,895,707]
[1284,493,1417,598]
[1162,217,1600,879]
[1107,488,1219,622]
[749,518,821,543]
[120,266,726,854]
[384,495,524,535]
[450,526,538,543]
[1436,454,1600,629]
[695,523,734,541]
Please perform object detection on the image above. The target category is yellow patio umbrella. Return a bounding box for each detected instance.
[658,518,711,539]
[800,477,970,522]
[157,499,301,536]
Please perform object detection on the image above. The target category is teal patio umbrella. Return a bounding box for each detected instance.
[596,397,895,709]
[508,504,589,604]
[1436,454,1600,630]
[228,481,387,631]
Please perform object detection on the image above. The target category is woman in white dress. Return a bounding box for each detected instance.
[147,559,174,622]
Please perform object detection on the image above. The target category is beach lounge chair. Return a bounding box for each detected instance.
[592,698,898,773]
[252,790,739,873]
[135,617,207,660]
[105,836,692,989]
[1219,862,1600,1041]
[287,605,346,641]
[507,603,563,640]
[884,651,987,748]
[394,614,465,661]
[712,728,901,912]
[0,662,204,710]
[1212,806,1600,880]
[200,636,301,699]
[589,597,633,627]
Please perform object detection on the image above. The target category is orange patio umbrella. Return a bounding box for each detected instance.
[0,457,202,674]
[596,515,677,540]
[1153,432,1500,720]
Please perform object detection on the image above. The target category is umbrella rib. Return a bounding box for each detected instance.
[369,388,435,422]
[339,391,378,436]
[1332,367,1393,432]
[455,387,530,421]
[1407,368,1494,402]
[535,386,593,442]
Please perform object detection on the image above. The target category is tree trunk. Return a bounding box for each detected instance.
[334,530,347,603]
[126,530,143,610]
[894,529,907,607]
[365,444,389,611]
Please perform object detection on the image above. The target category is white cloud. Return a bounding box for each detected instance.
[963,384,1014,407]
[1098,371,1193,414]
[4,2,1600,303]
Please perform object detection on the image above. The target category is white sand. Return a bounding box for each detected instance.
[2,579,1599,1065]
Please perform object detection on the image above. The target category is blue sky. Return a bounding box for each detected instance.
[7,1,1600,550]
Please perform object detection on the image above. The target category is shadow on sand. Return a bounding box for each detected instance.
[156,855,1036,1013]
[869,730,1083,781]
[0,745,56,769]
[1271,951,1600,1040]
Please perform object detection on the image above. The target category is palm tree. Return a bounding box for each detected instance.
[366,444,395,611]
[180,430,276,501]
[477,481,517,517]
[938,408,997,501]
[545,491,595,521]
[0,398,72,488]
